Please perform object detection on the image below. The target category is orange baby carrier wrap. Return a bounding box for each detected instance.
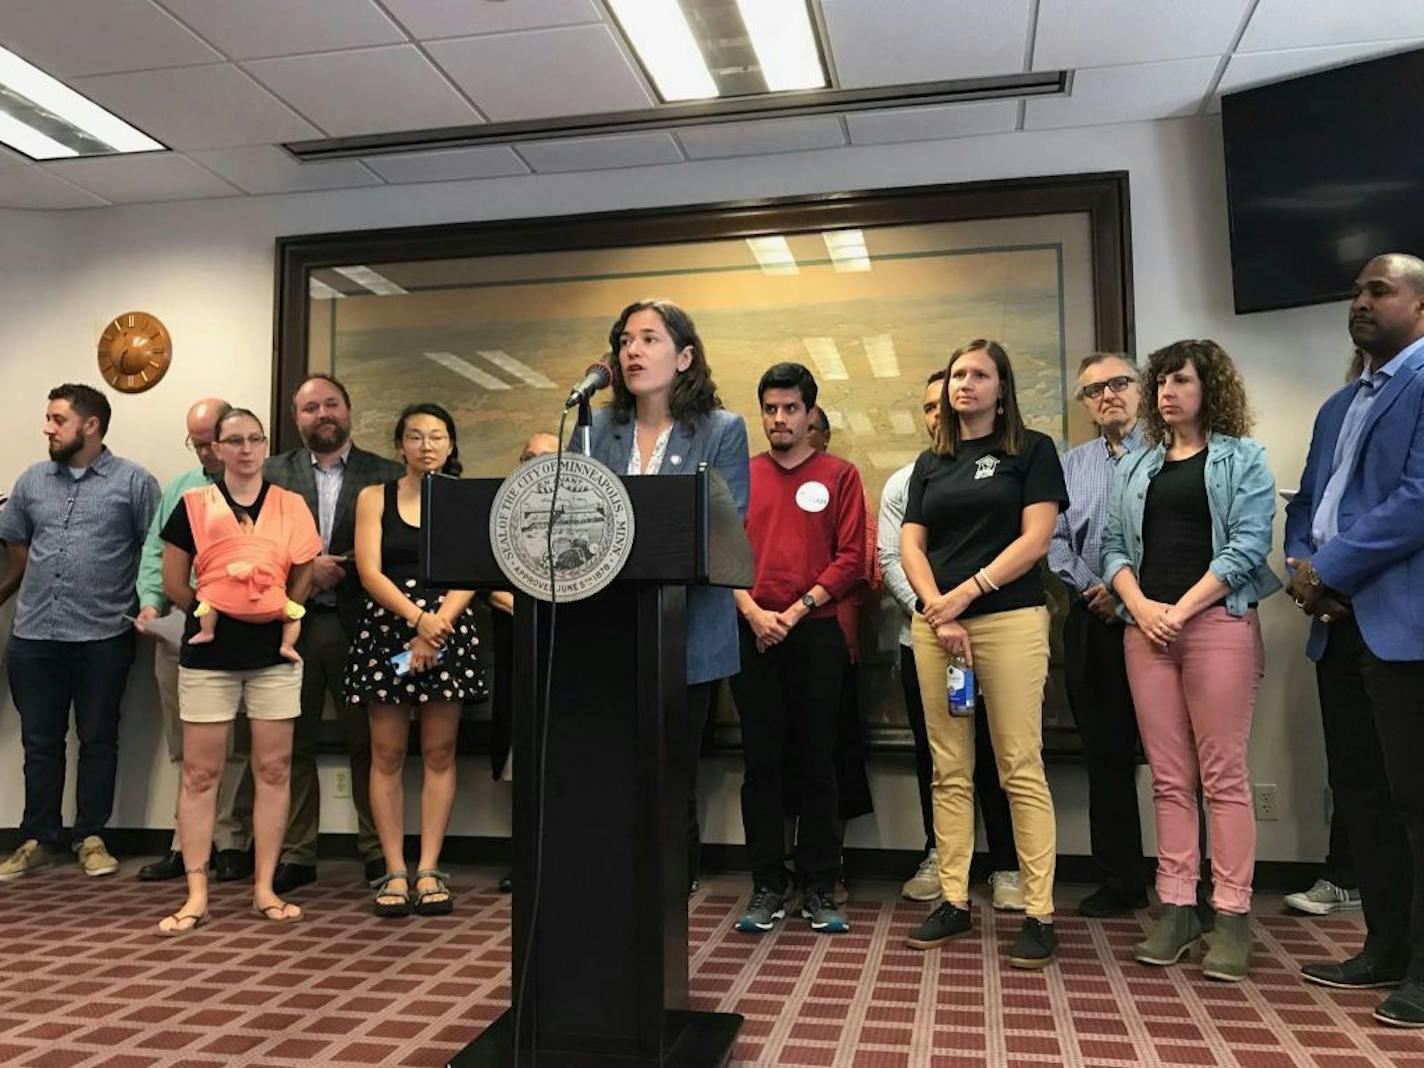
[183,482,323,622]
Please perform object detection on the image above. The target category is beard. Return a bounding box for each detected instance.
[48,430,85,464]
[300,418,350,453]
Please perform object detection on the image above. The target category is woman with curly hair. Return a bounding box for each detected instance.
[1101,339,1281,981]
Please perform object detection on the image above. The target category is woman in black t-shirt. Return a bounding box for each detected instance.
[899,339,1068,968]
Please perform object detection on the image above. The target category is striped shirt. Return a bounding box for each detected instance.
[1048,423,1143,595]
[0,447,159,641]
[310,443,351,607]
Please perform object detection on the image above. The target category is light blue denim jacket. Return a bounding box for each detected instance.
[1100,434,1282,622]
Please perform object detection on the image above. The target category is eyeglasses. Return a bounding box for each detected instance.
[402,432,450,447]
[183,435,217,452]
[217,434,267,448]
[1078,375,1136,400]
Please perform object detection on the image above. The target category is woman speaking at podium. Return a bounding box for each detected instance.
[585,299,750,893]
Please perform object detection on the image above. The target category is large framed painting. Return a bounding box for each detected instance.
[273,174,1133,758]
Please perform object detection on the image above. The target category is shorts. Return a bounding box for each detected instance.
[178,662,302,723]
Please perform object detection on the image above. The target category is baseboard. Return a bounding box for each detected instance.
[0,828,1326,895]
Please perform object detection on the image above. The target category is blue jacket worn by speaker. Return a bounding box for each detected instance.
[584,406,751,684]
[1101,433,1282,624]
[1284,339,1424,662]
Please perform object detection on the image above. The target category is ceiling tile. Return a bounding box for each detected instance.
[677,117,845,160]
[822,0,1032,87]
[382,0,600,39]
[186,145,381,194]
[71,64,321,149]
[845,101,1018,145]
[0,165,109,209]
[0,0,221,75]
[1211,39,1424,112]
[362,146,530,183]
[46,153,241,203]
[0,143,26,166]
[427,25,653,121]
[1033,0,1248,69]
[1024,56,1220,129]
[244,45,481,137]
[1240,0,1424,52]
[519,132,681,173]
[157,0,406,60]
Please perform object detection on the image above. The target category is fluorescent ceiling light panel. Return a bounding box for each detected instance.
[0,44,163,159]
[847,411,875,436]
[889,410,917,436]
[0,112,76,159]
[823,228,871,272]
[423,351,510,390]
[821,407,844,429]
[332,265,408,296]
[308,278,346,300]
[477,350,557,389]
[746,235,798,276]
[607,0,718,102]
[735,0,825,91]
[802,337,848,381]
[862,333,899,377]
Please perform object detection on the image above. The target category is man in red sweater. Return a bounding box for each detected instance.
[732,362,866,935]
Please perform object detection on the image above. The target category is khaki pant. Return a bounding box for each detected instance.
[911,606,1056,917]
[154,632,253,851]
[281,608,379,866]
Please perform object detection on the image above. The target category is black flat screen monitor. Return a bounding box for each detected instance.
[1221,47,1424,314]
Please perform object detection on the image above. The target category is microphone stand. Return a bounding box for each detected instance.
[573,395,592,456]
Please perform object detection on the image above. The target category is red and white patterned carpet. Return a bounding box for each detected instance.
[0,861,1418,1067]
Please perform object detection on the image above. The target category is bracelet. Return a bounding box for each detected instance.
[971,572,989,595]
[977,568,1000,592]
[413,610,425,627]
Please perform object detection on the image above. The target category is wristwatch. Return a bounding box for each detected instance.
[800,593,817,611]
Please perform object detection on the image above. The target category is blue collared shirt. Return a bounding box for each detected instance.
[309,442,351,606]
[1049,422,1144,595]
[1312,337,1424,549]
[0,447,159,641]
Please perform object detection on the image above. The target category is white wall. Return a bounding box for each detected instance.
[0,115,1352,863]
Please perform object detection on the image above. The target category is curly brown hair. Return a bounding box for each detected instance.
[1139,339,1253,444]
[605,299,721,432]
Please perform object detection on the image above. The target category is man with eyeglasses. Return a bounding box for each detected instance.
[0,383,159,882]
[130,397,258,883]
[263,373,402,893]
[1048,353,1150,917]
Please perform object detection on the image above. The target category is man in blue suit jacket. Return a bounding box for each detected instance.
[1284,253,1424,1028]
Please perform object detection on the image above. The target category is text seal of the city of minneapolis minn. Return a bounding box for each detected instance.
[489,452,635,602]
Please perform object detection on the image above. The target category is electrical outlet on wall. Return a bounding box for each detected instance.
[1253,783,1280,821]
[333,769,351,799]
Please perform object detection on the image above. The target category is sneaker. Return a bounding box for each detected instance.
[735,885,790,933]
[801,888,849,933]
[77,835,119,877]
[990,869,1026,911]
[1284,878,1362,916]
[901,848,941,902]
[907,901,972,949]
[0,839,62,881]
[1008,917,1058,969]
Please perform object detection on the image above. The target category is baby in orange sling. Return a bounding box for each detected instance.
[183,483,322,661]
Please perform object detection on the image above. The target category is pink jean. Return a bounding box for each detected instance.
[1123,606,1264,914]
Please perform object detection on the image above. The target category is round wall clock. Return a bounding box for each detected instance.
[97,311,172,393]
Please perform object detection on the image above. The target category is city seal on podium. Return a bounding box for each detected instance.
[489,452,635,602]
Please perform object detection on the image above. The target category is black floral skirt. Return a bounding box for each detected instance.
[344,578,487,707]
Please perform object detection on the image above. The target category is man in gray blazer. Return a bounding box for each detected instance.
[263,373,402,892]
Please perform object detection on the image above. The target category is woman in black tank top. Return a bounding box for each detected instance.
[346,404,486,917]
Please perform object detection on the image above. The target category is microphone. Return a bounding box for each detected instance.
[564,359,612,409]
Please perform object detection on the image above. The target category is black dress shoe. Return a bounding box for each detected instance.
[1375,978,1424,1027]
[1302,952,1407,990]
[1078,885,1149,918]
[364,857,386,887]
[213,848,253,882]
[271,862,317,895]
[498,872,513,893]
[138,850,184,882]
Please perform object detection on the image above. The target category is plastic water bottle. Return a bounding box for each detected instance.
[947,656,975,717]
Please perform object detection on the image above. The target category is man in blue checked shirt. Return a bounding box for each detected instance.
[0,383,159,882]
[1048,353,1149,918]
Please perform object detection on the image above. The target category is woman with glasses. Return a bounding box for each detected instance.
[1101,339,1280,981]
[157,407,321,934]
[346,402,485,917]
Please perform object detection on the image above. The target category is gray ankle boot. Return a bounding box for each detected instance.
[1133,904,1202,965]
[1201,910,1252,981]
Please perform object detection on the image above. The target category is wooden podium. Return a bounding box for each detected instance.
[422,464,752,1068]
